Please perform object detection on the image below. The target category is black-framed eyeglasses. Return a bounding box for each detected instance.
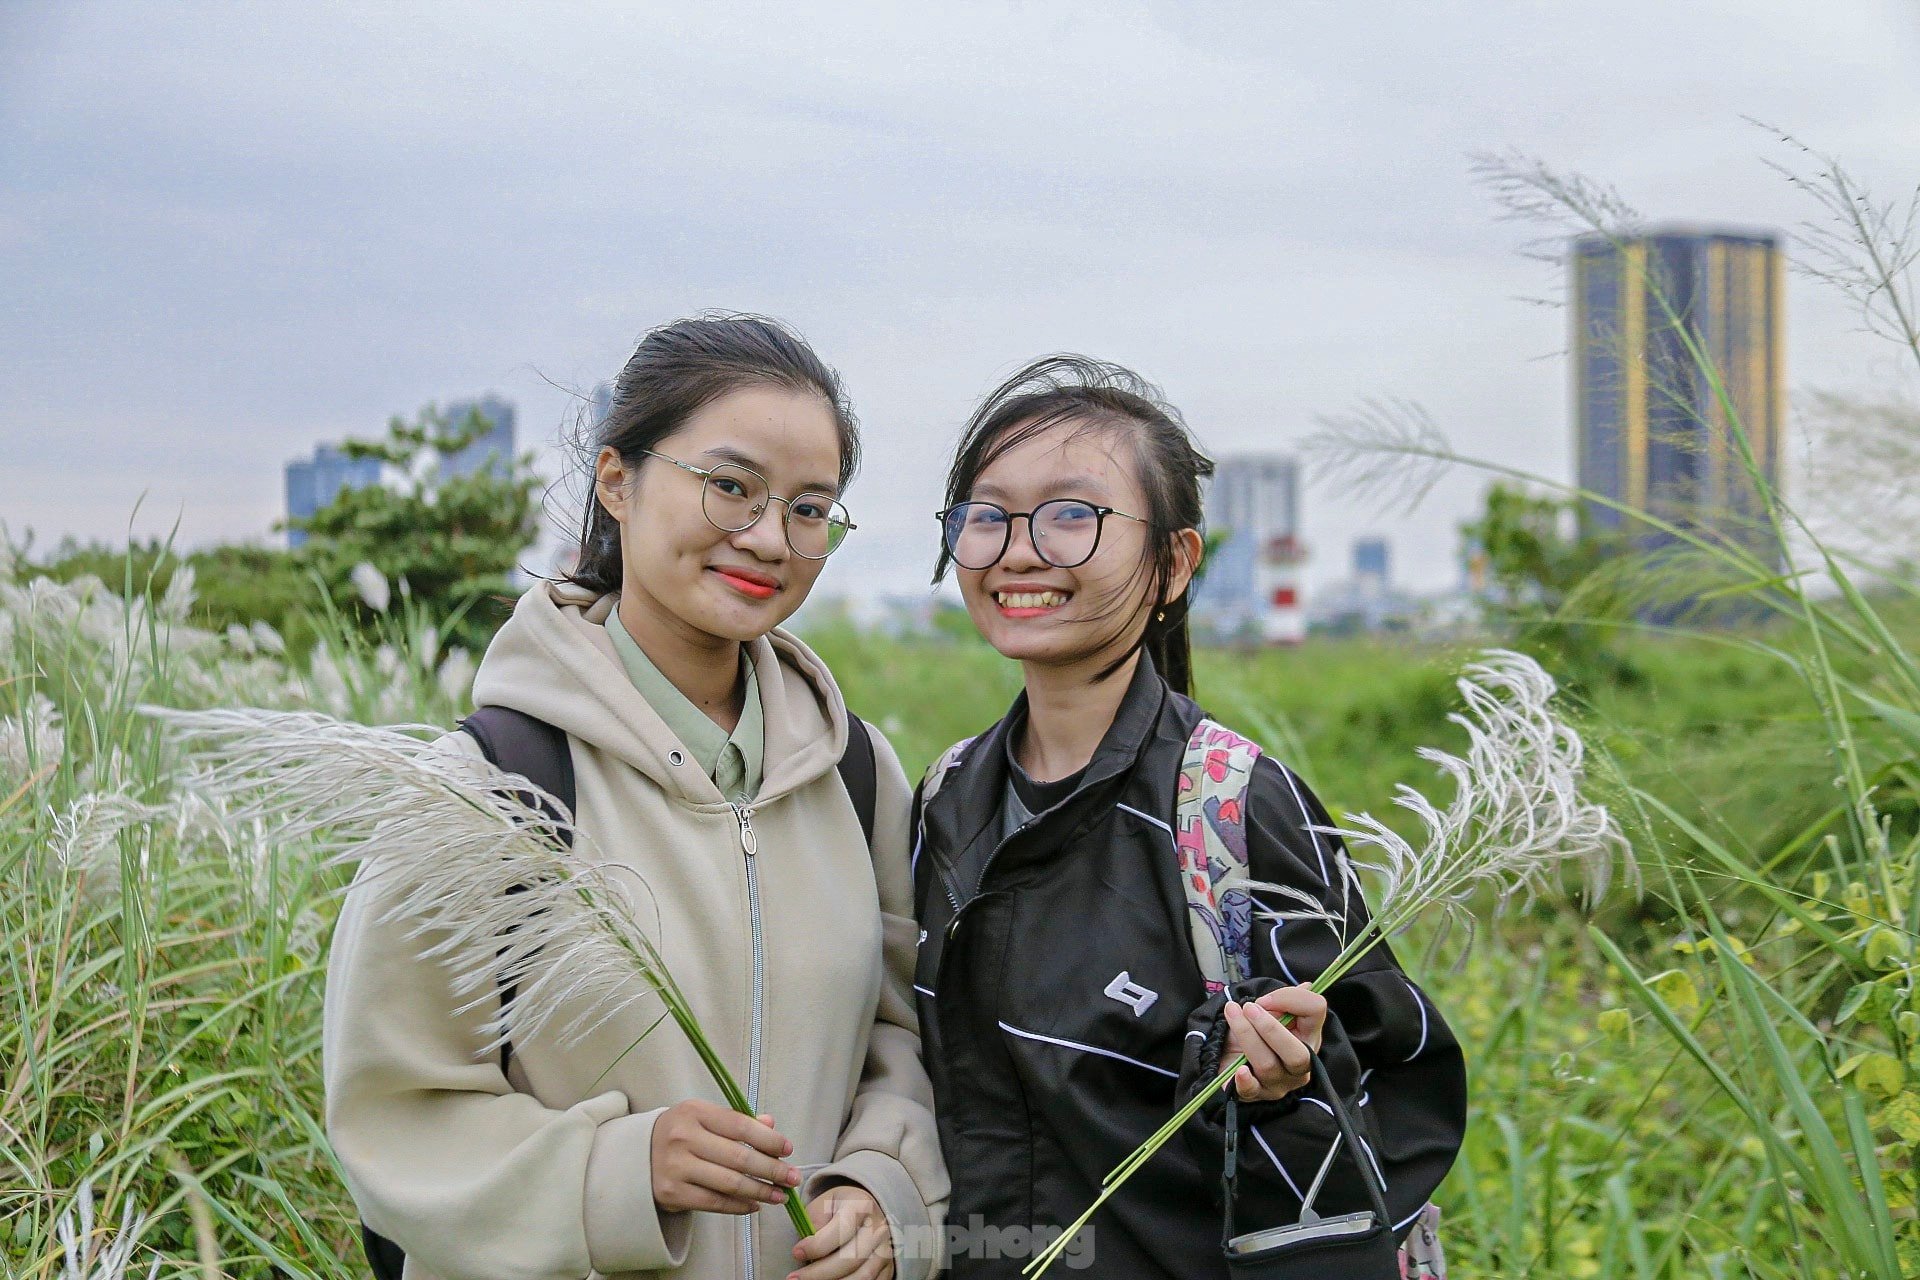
[643,450,855,559]
[936,499,1147,571]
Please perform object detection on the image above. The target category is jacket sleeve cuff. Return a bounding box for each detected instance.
[582,1106,692,1273]
[803,1149,938,1280]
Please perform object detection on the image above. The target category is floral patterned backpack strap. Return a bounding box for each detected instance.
[1177,721,1450,1278]
[1173,718,1263,994]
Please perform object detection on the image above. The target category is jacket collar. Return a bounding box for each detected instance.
[924,651,1171,894]
[468,581,848,807]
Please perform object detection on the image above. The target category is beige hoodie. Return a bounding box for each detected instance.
[323,583,948,1280]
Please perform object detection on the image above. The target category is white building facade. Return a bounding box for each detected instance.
[1191,454,1305,645]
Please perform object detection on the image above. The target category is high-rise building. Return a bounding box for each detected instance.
[1571,225,1784,555]
[1352,536,1390,589]
[439,395,517,481]
[1191,454,1305,645]
[284,444,383,548]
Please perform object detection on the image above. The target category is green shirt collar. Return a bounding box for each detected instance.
[605,605,764,803]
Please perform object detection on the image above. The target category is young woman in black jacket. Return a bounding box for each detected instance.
[908,356,1468,1278]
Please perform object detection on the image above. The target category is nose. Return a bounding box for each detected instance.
[998,513,1048,571]
[731,501,791,562]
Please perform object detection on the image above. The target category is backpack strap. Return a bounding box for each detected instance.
[456,705,576,1080]
[1174,718,1263,994]
[460,705,576,844]
[1180,723,1450,1269]
[838,713,878,850]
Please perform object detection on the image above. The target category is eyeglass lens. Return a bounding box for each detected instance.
[941,500,1105,570]
[701,463,851,558]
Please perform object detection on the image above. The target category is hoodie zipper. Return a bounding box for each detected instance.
[731,801,764,1277]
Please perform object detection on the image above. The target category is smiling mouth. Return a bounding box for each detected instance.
[993,589,1071,612]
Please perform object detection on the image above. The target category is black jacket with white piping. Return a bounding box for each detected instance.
[910,654,1467,1278]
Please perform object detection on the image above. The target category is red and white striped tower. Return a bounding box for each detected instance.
[1260,531,1307,645]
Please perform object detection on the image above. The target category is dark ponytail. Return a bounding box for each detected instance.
[568,313,859,595]
[934,355,1214,695]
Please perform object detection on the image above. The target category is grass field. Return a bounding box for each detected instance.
[3,555,1913,1277]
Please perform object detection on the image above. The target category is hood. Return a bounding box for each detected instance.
[468,581,850,806]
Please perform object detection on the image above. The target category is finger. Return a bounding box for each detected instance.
[696,1105,793,1158]
[793,1198,863,1261]
[1226,1002,1284,1083]
[863,1213,895,1259]
[854,1218,895,1276]
[1246,1002,1312,1078]
[1254,987,1327,1038]
[816,1216,892,1280]
[1233,1062,1262,1102]
[668,1181,765,1215]
[685,1153,790,1206]
[692,1130,800,1190]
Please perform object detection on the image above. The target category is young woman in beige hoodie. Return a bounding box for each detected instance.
[323,316,947,1280]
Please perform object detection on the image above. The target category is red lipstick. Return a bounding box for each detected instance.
[712,566,779,600]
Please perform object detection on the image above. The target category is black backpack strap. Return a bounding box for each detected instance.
[458,704,576,1074]
[361,1223,406,1280]
[838,712,878,851]
[459,705,577,844]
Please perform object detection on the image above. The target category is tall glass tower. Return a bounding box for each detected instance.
[1571,226,1784,555]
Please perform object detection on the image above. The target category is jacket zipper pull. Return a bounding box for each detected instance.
[733,804,758,857]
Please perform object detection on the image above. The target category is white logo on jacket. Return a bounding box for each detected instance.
[1103,971,1158,1016]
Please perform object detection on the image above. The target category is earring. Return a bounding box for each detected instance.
[1155,610,1166,622]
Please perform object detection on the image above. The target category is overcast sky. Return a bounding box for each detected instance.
[4,1,1918,604]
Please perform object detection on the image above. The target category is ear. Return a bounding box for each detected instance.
[1164,527,1205,604]
[593,446,634,524]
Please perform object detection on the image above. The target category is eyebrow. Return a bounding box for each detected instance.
[701,446,841,497]
[971,473,1116,503]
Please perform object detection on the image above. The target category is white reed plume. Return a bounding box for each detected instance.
[1027,648,1629,1277]
[56,1181,161,1280]
[350,562,391,613]
[143,704,822,1240]
[1,690,64,785]
[145,706,671,1054]
[1331,649,1627,945]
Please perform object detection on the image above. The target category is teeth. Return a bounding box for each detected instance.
[996,591,1067,609]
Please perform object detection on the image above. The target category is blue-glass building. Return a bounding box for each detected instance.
[438,395,517,481]
[284,445,383,548]
[1352,536,1390,585]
